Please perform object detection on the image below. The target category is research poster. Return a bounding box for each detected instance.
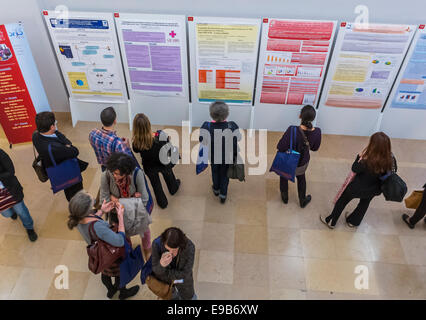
[0,23,50,144]
[389,25,426,110]
[43,11,127,103]
[258,19,336,106]
[116,14,186,97]
[193,18,260,104]
[323,23,415,109]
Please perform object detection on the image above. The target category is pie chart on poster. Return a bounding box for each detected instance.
[76,80,84,86]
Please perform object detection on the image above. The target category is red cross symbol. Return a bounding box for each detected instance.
[169,30,176,38]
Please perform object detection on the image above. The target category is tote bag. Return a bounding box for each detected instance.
[270,126,300,182]
[119,235,144,288]
[196,122,211,175]
[45,144,82,193]
[404,190,424,209]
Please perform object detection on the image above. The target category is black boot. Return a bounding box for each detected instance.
[299,195,312,208]
[11,213,18,220]
[101,275,118,299]
[281,192,288,204]
[26,229,38,242]
[119,285,140,300]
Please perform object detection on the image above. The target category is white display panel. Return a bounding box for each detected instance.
[253,18,336,131]
[115,13,190,128]
[317,22,415,136]
[43,10,128,103]
[188,16,261,129]
[381,25,426,140]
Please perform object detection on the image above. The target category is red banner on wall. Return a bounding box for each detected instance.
[0,24,37,144]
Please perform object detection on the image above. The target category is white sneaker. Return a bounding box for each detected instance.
[319,215,335,229]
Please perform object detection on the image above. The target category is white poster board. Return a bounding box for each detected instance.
[253,18,336,131]
[115,13,189,128]
[381,25,426,140]
[188,16,261,129]
[317,22,415,136]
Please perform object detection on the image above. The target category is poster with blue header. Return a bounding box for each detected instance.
[390,25,426,110]
[43,10,127,103]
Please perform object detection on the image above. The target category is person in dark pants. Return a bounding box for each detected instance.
[151,227,196,300]
[277,105,322,208]
[0,149,37,241]
[32,112,87,201]
[132,113,180,209]
[402,183,426,229]
[320,132,396,228]
[200,102,241,204]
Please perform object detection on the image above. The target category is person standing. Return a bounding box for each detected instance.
[320,132,396,228]
[151,227,196,300]
[402,183,426,229]
[0,148,37,241]
[199,101,241,204]
[277,105,322,208]
[32,112,87,201]
[89,106,133,172]
[132,113,180,209]
[68,191,140,300]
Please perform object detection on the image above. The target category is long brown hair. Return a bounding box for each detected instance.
[132,113,153,151]
[362,132,393,174]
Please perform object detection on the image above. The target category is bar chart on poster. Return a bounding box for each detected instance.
[253,18,336,131]
[317,22,415,136]
[115,13,189,127]
[43,10,127,103]
[381,25,426,139]
[0,23,50,145]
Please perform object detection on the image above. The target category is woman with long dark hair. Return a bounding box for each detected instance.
[321,132,396,228]
[276,105,322,208]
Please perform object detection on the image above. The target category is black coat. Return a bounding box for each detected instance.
[32,131,79,168]
[348,154,397,198]
[152,236,195,300]
[0,149,24,202]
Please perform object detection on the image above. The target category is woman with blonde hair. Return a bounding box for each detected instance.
[132,113,180,209]
[321,132,396,228]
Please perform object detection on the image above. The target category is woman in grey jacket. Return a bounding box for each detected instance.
[151,227,196,300]
[100,152,152,259]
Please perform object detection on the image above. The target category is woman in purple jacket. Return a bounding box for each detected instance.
[276,105,322,208]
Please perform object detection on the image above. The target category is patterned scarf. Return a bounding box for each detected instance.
[116,175,131,198]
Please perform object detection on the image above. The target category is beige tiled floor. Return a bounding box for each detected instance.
[0,112,425,300]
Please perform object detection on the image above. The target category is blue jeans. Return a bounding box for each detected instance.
[211,164,230,198]
[1,201,34,230]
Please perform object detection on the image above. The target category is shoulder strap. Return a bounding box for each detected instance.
[47,144,57,166]
[133,167,139,189]
[88,221,99,243]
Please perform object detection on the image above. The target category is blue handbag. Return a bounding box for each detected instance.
[119,234,144,288]
[140,237,161,284]
[45,144,82,193]
[196,122,211,175]
[269,126,300,183]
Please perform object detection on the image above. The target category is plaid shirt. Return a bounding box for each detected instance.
[89,128,132,166]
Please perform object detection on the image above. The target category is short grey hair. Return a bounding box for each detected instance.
[68,191,93,219]
[209,101,229,122]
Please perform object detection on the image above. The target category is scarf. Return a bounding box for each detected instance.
[116,175,131,198]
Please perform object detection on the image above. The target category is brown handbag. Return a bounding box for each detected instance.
[86,220,125,274]
[146,275,173,300]
[32,146,48,183]
[405,190,424,209]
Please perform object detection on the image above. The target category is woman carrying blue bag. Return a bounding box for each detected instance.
[275,105,322,208]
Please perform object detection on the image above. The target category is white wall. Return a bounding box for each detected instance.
[3,0,426,113]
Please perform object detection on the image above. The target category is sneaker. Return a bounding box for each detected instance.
[219,195,226,204]
[281,192,288,204]
[26,229,38,242]
[11,213,18,220]
[300,195,312,208]
[119,285,140,300]
[319,215,335,229]
[345,212,356,228]
[402,214,415,229]
[212,186,219,197]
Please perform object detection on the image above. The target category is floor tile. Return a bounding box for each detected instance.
[197,250,234,284]
[235,225,268,254]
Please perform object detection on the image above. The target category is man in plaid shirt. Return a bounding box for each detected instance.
[89,107,133,172]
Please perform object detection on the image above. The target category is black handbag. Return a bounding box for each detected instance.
[380,173,407,202]
[225,122,245,181]
[32,145,48,183]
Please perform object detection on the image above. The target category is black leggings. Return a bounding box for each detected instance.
[101,274,127,291]
[409,189,426,225]
[280,174,306,199]
[145,166,179,208]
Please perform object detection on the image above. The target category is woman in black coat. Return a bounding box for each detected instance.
[320,132,395,228]
[402,183,426,229]
[0,148,37,241]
